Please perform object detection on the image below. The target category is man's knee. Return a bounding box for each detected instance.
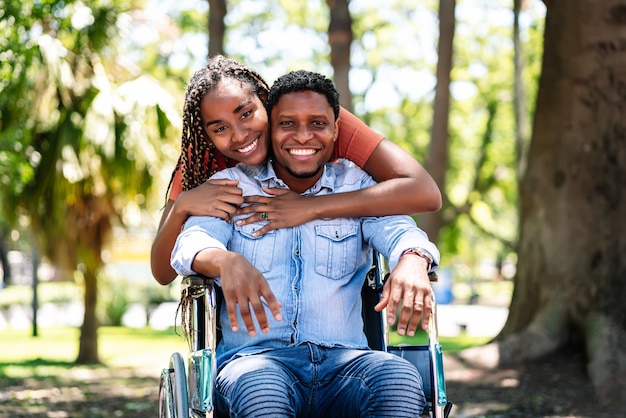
[362,352,426,416]
[217,358,297,417]
[366,352,423,390]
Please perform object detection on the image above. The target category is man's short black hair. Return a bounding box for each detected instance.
[266,70,340,120]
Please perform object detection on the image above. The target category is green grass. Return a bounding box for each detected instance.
[0,326,188,379]
[0,325,489,382]
[389,329,491,352]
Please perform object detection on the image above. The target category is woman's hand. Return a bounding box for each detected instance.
[236,188,316,236]
[174,179,244,221]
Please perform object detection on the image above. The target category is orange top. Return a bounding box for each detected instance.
[168,107,383,200]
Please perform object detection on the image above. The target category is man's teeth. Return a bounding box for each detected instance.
[290,149,316,156]
[238,139,258,154]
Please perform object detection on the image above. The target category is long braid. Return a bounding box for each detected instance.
[165,55,270,199]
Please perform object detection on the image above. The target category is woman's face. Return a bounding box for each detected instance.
[200,79,269,166]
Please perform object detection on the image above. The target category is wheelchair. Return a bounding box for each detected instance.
[159,252,453,418]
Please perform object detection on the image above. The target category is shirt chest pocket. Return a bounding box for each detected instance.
[231,223,276,273]
[314,224,360,280]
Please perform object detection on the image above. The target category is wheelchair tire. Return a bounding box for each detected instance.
[158,352,190,418]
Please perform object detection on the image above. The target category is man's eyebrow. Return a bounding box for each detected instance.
[205,100,253,126]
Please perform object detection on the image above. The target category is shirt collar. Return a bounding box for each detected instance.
[254,160,337,195]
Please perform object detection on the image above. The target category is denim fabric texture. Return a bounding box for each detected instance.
[171,161,439,417]
[216,343,426,417]
[171,160,439,367]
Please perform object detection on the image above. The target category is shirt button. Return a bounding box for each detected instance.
[292,321,297,326]
[295,250,300,256]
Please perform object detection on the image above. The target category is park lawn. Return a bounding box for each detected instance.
[0,326,187,379]
[0,326,489,363]
[0,326,489,382]
[389,329,491,351]
[0,325,490,417]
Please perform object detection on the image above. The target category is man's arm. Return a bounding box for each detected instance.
[171,217,282,336]
[364,215,440,336]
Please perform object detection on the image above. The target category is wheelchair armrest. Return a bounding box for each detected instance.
[181,275,214,293]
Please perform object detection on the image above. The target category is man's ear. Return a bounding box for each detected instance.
[333,117,340,142]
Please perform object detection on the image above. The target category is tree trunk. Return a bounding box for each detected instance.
[76,264,99,364]
[489,0,626,408]
[513,0,530,179]
[326,0,353,112]
[72,195,111,365]
[421,0,455,242]
[208,0,226,57]
[0,230,10,286]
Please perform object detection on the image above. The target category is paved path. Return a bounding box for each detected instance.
[436,304,508,337]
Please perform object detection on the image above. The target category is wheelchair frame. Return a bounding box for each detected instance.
[159,253,452,418]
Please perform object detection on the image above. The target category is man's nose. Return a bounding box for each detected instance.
[293,125,313,143]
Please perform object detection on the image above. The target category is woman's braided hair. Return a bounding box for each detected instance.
[166,55,270,197]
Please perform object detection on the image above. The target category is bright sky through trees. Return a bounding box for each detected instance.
[132,0,545,111]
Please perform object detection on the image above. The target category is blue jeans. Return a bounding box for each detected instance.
[216,343,425,417]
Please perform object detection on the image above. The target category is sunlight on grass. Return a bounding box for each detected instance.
[1,328,80,362]
[98,326,188,374]
[0,326,188,378]
[1,326,491,382]
[389,329,491,352]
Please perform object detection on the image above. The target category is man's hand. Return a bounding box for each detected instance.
[193,249,282,336]
[235,188,315,237]
[374,254,432,336]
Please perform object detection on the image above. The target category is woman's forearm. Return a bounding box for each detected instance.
[151,199,187,285]
[358,138,442,215]
[308,177,439,219]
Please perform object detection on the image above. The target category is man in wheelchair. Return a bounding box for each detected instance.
[171,70,440,418]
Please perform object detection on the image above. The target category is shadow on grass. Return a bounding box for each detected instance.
[443,348,619,418]
[0,358,160,418]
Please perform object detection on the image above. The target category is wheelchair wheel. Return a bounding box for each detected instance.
[158,352,190,418]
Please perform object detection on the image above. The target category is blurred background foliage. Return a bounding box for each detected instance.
[0,0,544,338]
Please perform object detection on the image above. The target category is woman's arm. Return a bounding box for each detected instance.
[237,138,441,235]
[151,198,187,285]
[311,137,442,216]
[150,179,244,285]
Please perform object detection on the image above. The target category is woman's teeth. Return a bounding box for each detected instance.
[238,138,258,154]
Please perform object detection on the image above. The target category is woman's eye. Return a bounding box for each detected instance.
[214,126,226,133]
[241,110,252,119]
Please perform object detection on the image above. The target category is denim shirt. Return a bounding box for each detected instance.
[171,161,440,367]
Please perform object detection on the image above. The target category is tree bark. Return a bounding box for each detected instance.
[72,194,112,365]
[208,0,226,57]
[0,230,10,286]
[421,0,455,242]
[495,0,626,408]
[326,0,353,112]
[76,265,99,364]
[513,0,530,179]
